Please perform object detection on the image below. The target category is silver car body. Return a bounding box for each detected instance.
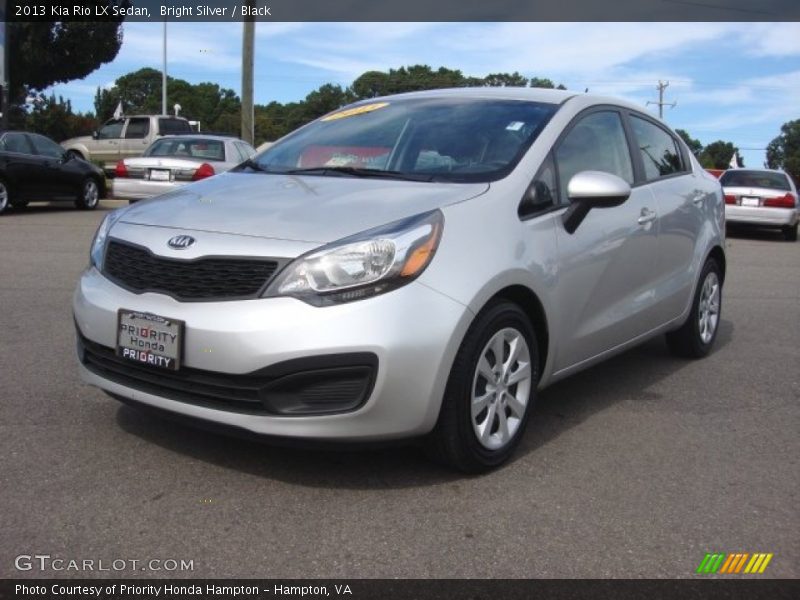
[111,135,256,200]
[74,88,725,442]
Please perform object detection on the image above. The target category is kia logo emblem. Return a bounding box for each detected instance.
[167,235,195,250]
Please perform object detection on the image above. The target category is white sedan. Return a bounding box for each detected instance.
[112,135,256,202]
[721,168,798,241]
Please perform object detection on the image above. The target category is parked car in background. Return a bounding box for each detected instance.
[721,168,798,241]
[705,168,725,179]
[61,115,193,174]
[111,135,256,202]
[75,88,726,472]
[0,130,106,214]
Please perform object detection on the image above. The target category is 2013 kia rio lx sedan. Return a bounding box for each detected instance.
[74,88,726,472]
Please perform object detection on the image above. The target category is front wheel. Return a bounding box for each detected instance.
[428,301,539,473]
[75,178,100,210]
[666,258,722,358]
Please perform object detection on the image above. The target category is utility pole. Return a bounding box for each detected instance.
[241,2,255,145]
[646,80,676,119]
[162,22,167,115]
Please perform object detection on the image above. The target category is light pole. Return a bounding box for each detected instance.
[241,2,255,145]
[162,22,167,115]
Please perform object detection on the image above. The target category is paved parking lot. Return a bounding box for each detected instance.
[0,201,797,579]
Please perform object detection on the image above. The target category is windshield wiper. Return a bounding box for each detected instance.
[237,158,270,173]
[283,166,437,182]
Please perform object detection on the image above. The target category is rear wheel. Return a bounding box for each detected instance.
[75,177,100,210]
[666,258,722,358]
[0,179,9,214]
[783,223,798,242]
[429,301,538,473]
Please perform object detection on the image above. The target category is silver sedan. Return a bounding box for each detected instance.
[721,168,798,241]
[75,88,725,472]
[111,135,256,201]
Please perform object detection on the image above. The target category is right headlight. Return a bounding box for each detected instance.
[89,209,124,270]
[264,210,444,306]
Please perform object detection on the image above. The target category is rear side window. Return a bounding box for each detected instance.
[630,116,685,181]
[158,118,192,135]
[555,111,633,204]
[719,170,791,191]
[125,118,150,139]
[0,133,32,154]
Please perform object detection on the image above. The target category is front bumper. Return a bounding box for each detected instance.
[74,267,471,441]
[725,205,798,227]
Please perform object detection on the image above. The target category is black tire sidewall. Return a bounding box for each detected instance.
[77,177,99,209]
[444,301,539,470]
[687,259,722,356]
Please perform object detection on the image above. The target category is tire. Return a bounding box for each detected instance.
[75,177,100,210]
[428,300,539,473]
[0,178,9,214]
[783,223,798,242]
[666,258,722,359]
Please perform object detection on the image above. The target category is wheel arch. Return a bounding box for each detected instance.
[476,284,550,380]
[707,244,726,284]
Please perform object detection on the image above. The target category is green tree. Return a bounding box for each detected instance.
[25,94,97,142]
[6,15,125,125]
[483,72,529,87]
[766,119,800,185]
[94,68,242,133]
[699,140,744,169]
[675,128,703,156]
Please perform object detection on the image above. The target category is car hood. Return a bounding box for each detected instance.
[119,171,489,243]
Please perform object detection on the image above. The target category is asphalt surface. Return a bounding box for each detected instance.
[0,201,797,579]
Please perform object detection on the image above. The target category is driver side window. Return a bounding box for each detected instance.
[554,111,633,204]
[98,119,124,140]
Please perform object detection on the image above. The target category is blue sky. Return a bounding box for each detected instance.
[48,22,800,167]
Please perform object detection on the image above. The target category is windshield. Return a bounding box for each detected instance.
[720,170,791,191]
[247,97,559,182]
[144,138,226,161]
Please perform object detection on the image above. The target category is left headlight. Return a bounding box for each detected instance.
[265,209,444,306]
[89,210,124,270]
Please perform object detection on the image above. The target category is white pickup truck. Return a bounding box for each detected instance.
[61,115,193,174]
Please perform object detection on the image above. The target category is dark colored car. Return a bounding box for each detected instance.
[0,131,107,215]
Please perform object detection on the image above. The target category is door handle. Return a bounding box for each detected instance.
[637,208,657,225]
[692,193,705,205]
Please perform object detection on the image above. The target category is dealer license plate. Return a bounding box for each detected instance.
[116,310,184,371]
[150,169,171,182]
[741,196,760,207]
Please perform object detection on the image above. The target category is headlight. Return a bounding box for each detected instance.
[265,210,444,305]
[90,210,124,269]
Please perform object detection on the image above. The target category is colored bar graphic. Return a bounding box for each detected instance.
[699,553,774,574]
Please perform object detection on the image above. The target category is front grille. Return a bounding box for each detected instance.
[103,239,280,301]
[77,332,377,416]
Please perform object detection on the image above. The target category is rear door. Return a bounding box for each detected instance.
[0,133,41,198]
[551,108,661,372]
[625,113,703,324]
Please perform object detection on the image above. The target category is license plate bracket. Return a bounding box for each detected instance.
[741,196,760,207]
[149,169,171,182]
[116,310,184,371]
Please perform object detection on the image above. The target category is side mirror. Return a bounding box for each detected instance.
[562,171,631,234]
[92,131,99,140]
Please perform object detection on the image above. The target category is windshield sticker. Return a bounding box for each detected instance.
[321,102,390,122]
[506,121,525,131]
